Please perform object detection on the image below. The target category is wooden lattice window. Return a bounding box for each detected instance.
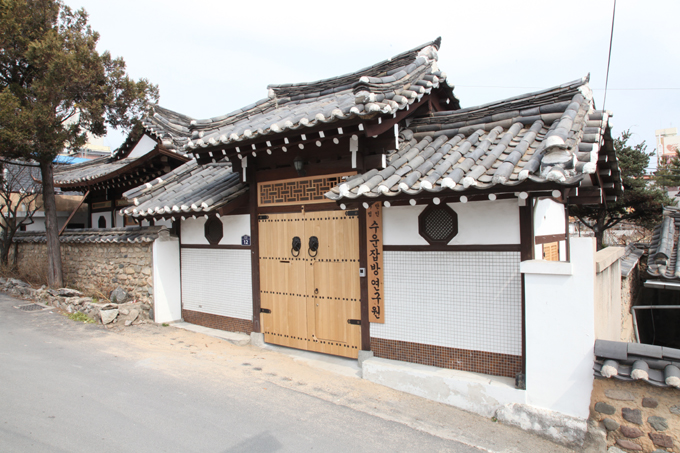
[418,204,458,245]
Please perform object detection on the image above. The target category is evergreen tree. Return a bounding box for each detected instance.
[570,130,674,250]
[0,0,158,286]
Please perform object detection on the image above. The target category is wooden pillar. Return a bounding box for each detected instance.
[248,161,261,333]
[518,196,534,383]
[519,197,534,262]
[358,203,371,351]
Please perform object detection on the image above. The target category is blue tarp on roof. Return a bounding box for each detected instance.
[54,155,89,164]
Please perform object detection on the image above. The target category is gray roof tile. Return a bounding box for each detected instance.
[594,339,680,388]
[647,207,680,280]
[13,226,168,244]
[121,160,247,219]
[141,39,458,154]
[325,77,621,200]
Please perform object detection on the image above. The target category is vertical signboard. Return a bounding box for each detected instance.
[366,202,384,323]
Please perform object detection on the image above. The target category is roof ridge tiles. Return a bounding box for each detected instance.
[267,38,441,94]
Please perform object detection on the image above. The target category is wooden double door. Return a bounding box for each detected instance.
[259,210,361,358]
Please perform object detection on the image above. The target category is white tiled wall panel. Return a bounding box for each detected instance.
[181,249,252,320]
[372,251,522,356]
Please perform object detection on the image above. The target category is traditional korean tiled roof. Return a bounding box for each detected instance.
[648,207,680,280]
[594,340,680,389]
[325,77,620,200]
[13,226,168,244]
[121,160,247,219]
[53,157,137,186]
[142,38,458,154]
[621,243,645,278]
[53,147,190,192]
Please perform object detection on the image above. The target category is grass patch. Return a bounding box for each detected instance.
[67,312,95,324]
[162,323,169,327]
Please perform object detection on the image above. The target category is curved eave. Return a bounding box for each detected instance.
[325,176,584,202]
[54,146,189,191]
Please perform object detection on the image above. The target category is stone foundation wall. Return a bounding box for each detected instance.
[590,377,679,451]
[14,242,153,305]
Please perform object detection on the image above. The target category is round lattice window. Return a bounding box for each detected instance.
[418,204,458,244]
[204,217,223,245]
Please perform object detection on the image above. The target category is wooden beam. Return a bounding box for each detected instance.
[59,190,89,235]
[194,122,368,165]
[248,161,261,334]
[216,192,250,216]
[364,95,429,138]
[534,233,567,245]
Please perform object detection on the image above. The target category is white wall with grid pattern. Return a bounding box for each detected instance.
[372,251,522,356]
[383,199,520,245]
[181,215,250,245]
[181,248,252,320]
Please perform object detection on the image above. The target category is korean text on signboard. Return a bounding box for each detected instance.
[366,202,384,323]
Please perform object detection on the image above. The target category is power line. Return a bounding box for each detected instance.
[456,86,680,91]
[602,0,617,111]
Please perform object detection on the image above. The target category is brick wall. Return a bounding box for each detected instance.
[182,309,253,334]
[14,242,153,305]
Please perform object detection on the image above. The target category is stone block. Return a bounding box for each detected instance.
[641,397,658,408]
[605,390,635,401]
[615,439,641,451]
[602,418,619,431]
[647,416,668,432]
[620,425,643,438]
[622,408,642,425]
[648,432,673,448]
[595,402,616,415]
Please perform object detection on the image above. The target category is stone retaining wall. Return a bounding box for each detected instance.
[590,377,679,451]
[14,242,153,305]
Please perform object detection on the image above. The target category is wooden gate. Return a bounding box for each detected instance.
[259,210,361,358]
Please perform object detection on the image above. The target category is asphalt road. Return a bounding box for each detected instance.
[0,293,572,452]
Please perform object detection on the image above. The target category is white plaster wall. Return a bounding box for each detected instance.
[114,210,125,228]
[181,215,250,245]
[362,357,526,418]
[594,247,625,341]
[127,134,157,159]
[91,212,112,229]
[533,198,566,236]
[382,199,520,245]
[374,251,522,356]
[522,237,596,420]
[534,198,567,260]
[181,248,252,320]
[152,235,182,323]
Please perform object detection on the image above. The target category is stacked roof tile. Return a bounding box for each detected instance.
[594,339,680,389]
[326,77,620,200]
[53,157,138,187]
[122,160,246,219]
[620,243,645,278]
[142,38,457,153]
[648,207,680,280]
[13,226,168,244]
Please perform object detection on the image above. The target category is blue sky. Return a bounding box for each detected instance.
[69,0,679,170]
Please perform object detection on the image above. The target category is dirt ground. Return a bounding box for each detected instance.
[81,320,575,453]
